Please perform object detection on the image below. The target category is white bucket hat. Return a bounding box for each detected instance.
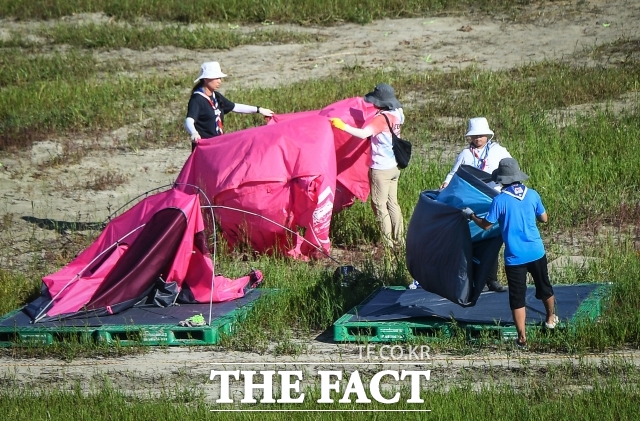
[193,62,227,84]
[465,117,494,138]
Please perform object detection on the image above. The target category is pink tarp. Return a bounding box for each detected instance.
[39,189,251,320]
[176,97,378,258]
[269,97,379,210]
[176,114,336,258]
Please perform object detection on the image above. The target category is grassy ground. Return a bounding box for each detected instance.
[0,23,323,50]
[0,0,638,353]
[1,51,640,355]
[2,375,639,420]
[0,0,528,24]
[1,1,639,419]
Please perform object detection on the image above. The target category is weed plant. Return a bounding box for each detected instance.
[0,269,40,316]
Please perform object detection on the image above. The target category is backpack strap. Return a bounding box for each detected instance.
[380,113,394,133]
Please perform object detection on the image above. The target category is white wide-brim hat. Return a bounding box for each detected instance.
[465,117,494,137]
[194,61,227,83]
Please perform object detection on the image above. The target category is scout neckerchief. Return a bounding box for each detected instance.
[470,141,491,170]
[194,88,223,135]
[502,183,528,200]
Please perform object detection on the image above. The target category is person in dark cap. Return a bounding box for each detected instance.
[462,158,557,347]
[329,83,405,248]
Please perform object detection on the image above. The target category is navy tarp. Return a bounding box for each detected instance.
[349,285,601,325]
[1,290,265,328]
[406,165,503,306]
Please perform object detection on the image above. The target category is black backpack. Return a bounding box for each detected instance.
[381,113,412,169]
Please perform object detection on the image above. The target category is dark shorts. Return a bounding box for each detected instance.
[504,254,554,310]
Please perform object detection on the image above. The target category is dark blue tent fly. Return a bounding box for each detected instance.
[406,165,503,307]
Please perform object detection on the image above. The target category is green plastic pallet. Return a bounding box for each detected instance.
[0,297,263,348]
[334,284,610,343]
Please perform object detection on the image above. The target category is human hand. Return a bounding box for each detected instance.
[330,117,347,131]
[191,133,201,143]
[461,207,475,220]
[440,181,449,190]
[259,107,274,117]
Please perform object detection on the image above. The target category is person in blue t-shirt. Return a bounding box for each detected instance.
[462,158,557,347]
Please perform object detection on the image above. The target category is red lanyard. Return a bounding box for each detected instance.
[195,90,224,135]
[470,142,490,170]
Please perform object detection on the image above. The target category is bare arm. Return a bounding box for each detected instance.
[537,212,548,223]
[470,213,494,231]
[341,124,375,140]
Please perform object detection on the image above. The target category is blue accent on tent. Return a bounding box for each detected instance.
[406,165,503,307]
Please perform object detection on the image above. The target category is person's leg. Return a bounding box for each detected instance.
[486,254,507,292]
[512,307,526,343]
[504,263,528,344]
[528,254,556,325]
[386,167,404,245]
[369,168,393,247]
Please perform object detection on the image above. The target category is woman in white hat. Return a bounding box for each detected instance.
[185,62,274,150]
[442,117,512,292]
[330,83,406,248]
[440,117,512,189]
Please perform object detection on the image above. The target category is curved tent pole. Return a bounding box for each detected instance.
[33,224,147,323]
[172,183,218,326]
[201,205,342,266]
[103,184,174,223]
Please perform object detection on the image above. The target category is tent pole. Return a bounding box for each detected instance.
[201,205,342,265]
[33,225,147,323]
[174,183,218,326]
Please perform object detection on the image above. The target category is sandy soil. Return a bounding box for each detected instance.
[1,0,639,394]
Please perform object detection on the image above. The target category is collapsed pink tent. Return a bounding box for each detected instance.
[175,97,379,258]
[26,188,257,323]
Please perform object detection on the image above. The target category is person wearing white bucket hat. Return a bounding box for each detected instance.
[185,61,274,151]
[329,83,406,248]
[441,117,512,292]
[463,158,557,347]
[440,117,512,189]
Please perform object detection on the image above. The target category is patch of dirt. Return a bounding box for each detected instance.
[1,0,640,386]
[1,335,639,399]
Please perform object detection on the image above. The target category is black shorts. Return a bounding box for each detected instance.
[504,254,554,310]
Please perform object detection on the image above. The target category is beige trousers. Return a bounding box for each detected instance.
[369,167,404,247]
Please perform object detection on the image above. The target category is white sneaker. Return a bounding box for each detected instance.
[545,315,559,329]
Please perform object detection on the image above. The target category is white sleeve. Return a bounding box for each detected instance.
[502,145,512,159]
[185,117,198,136]
[444,150,467,184]
[232,103,258,114]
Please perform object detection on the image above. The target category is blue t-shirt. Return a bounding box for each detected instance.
[485,186,546,266]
